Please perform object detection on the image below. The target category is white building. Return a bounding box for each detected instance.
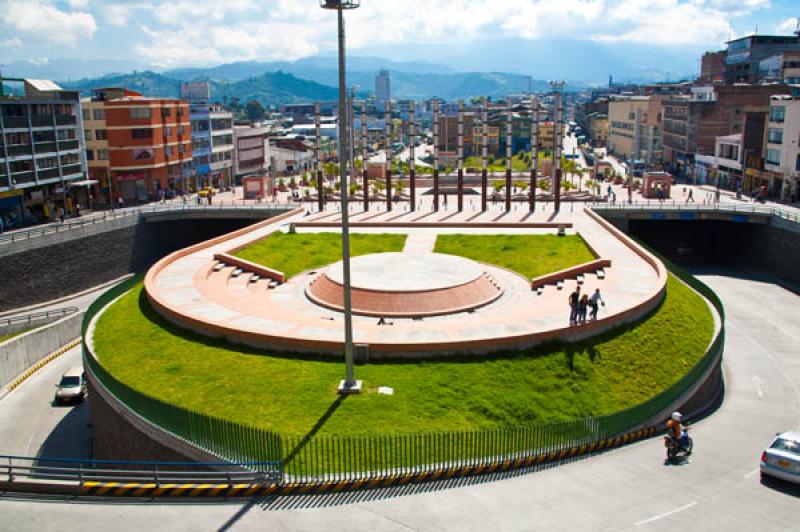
[234,125,268,182]
[764,95,800,200]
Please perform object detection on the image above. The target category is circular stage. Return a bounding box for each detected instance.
[307,252,504,317]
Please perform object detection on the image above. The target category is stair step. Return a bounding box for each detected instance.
[249,275,261,283]
[596,270,606,280]
[232,268,243,278]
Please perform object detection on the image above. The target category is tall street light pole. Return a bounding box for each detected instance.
[322,0,361,394]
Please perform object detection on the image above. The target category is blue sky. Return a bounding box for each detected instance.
[1,0,798,71]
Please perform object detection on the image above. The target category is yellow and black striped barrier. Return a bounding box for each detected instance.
[6,338,81,393]
[79,427,659,498]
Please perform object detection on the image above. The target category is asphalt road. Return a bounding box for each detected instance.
[0,346,91,460]
[1,273,798,531]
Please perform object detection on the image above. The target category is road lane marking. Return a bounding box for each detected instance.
[634,501,697,526]
[752,375,765,399]
[744,468,760,479]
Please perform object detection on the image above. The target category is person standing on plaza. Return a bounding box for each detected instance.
[578,294,589,324]
[568,286,581,325]
[589,288,605,320]
[686,188,694,203]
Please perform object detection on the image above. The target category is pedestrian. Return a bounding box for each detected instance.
[56,206,65,223]
[589,288,605,320]
[686,189,694,203]
[118,196,125,209]
[578,294,589,324]
[568,286,581,325]
[0,216,4,236]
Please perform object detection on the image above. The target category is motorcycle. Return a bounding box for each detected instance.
[664,428,693,462]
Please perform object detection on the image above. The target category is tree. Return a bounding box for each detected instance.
[244,100,266,122]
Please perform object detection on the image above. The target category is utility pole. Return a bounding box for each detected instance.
[457,99,464,211]
[505,100,512,212]
[409,102,416,210]
[550,80,565,212]
[433,99,440,211]
[530,96,539,212]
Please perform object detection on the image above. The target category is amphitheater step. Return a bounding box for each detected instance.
[597,269,606,280]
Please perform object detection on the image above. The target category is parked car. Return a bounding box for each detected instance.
[761,431,800,484]
[54,367,87,404]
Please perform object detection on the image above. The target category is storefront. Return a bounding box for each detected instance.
[0,189,24,228]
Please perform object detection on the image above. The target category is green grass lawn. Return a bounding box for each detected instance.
[95,275,713,439]
[233,232,407,278]
[434,234,596,279]
[0,330,25,343]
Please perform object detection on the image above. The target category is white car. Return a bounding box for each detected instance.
[761,431,800,484]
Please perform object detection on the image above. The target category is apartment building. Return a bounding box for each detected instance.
[662,84,784,181]
[606,95,664,163]
[764,95,800,199]
[0,79,87,223]
[180,82,234,190]
[83,88,192,204]
[233,125,268,182]
[759,51,800,84]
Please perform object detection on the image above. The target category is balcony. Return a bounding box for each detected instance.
[2,116,29,129]
[37,168,61,180]
[62,164,83,176]
[55,115,77,126]
[4,145,33,157]
[38,140,59,152]
[30,116,52,128]
[58,140,80,151]
[11,171,35,184]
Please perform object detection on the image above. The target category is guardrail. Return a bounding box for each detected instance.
[0,307,79,329]
[81,258,725,487]
[588,199,800,223]
[0,202,299,245]
[1,455,281,487]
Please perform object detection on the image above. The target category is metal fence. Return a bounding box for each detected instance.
[0,202,298,245]
[0,307,78,329]
[589,199,800,224]
[83,261,724,484]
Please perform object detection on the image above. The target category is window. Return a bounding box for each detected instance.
[767,128,783,144]
[95,129,108,140]
[765,148,781,165]
[97,149,109,160]
[5,132,30,145]
[165,146,173,157]
[36,156,58,169]
[178,126,185,136]
[57,129,76,141]
[179,143,186,153]
[796,154,800,172]
[164,127,172,137]
[770,106,785,123]
[82,109,90,121]
[130,107,152,119]
[131,128,153,139]
[161,108,172,118]
[92,108,106,121]
[61,153,80,166]
[33,131,55,143]
[84,130,93,141]
[10,160,33,173]
[86,149,94,161]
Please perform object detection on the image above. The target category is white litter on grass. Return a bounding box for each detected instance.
[378,386,394,396]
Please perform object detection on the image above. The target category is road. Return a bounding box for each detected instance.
[0,346,90,460]
[1,273,798,530]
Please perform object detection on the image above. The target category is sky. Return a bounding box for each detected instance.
[1,0,798,73]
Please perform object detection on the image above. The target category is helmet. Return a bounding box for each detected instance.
[671,412,682,422]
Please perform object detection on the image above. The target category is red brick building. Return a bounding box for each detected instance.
[83,88,192,203]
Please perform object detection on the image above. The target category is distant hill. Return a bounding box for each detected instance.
[60,70,339,106]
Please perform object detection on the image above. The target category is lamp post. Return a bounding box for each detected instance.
[321,0,361,394]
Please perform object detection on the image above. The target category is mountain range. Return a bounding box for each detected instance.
[2,50,691,106]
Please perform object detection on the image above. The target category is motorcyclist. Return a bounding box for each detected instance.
[666,411,690,451]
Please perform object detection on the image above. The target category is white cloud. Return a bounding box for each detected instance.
[1,37,24,50]
[775,17,798,35]
[67,0,90,7]
[1,0,96,46]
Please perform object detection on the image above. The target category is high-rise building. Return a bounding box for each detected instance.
[83,87,193,204]
[180,82,234,190]
[1,78,87,223]
[375,70,390,110]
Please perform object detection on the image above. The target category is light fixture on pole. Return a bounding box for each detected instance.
[321,0,362,394]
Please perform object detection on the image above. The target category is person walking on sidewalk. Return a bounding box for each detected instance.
[589,288,605,320]
[568,286,581,325]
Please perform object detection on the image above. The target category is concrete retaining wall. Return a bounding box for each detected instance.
[0,313,82,390]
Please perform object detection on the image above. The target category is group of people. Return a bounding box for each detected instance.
[568,286,605,325]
